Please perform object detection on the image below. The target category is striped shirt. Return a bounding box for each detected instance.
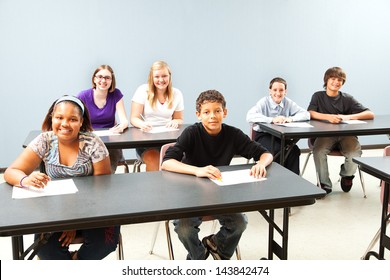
[29,131,109,178]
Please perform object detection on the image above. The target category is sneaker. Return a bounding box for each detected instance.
[340,176,354,192]
[320,184,332,194]
[202,234,229,260]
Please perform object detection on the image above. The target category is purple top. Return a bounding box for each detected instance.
[77,88,124,128]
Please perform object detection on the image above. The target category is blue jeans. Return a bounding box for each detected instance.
[35,226,120,260]
[173,214,247,260]
[313,136,362,188]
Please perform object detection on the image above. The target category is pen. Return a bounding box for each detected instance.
[140,114,146,122]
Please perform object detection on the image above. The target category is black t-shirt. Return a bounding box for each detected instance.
[307,91,369,114]
[163,122,270,167]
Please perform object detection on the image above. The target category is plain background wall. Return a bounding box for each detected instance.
[1,0,389,168]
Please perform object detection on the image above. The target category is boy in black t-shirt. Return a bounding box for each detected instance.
[162,89,273,260]
[307,67,374,194]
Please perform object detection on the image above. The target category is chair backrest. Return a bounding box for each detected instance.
[381,146,390,213]
[159,142,176,171]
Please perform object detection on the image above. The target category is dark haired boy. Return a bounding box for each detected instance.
[308,67,374,194]
[162,89,273,260]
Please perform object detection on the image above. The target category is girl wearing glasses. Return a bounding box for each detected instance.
[130,60,184,171]
[77,65,129,173]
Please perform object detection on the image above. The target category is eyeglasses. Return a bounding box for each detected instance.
[95,75,112,81]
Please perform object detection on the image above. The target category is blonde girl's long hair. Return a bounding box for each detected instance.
[147,61,173,109]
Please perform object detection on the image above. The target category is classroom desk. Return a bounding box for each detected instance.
[22,125,190,149]
[0,163,325,260]
[258,115,390,165]
[352,157,390,259]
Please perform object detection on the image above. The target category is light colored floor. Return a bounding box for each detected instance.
[1,149,389,260]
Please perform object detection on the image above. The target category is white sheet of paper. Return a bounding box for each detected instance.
[12,179,78,199]
[340,120,367,124]
[275,122,313,128]
[93,130,121,136]
[145,126,179,134]
[211,169,267,186]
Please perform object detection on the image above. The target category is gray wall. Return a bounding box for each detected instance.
[1,0,389,167]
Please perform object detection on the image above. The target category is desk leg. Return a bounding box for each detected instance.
[11,236,24,260]
[259,208,289,260]
[280,138,285,165]
[379,182,390,258]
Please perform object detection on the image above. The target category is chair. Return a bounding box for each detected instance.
[300,138,367,198]
[149,142,241,260]
[361,146,390,259]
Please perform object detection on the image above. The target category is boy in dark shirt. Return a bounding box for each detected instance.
[162,89,273,260]
[307,67,374,194]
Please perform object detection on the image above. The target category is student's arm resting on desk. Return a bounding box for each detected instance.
[246,100,274,124]
[4,147,50,188]
[337,110,375,121]
[288,100,311,122]
[165,110,184,128]
[309,110,375,123]
[130,101,152,131]
[161,159,222,180]
[250,152,273,178]
[111,98,129,133]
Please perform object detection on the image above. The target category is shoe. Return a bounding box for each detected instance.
[320,184,332,194]
[186,248,209,260]
[202,234,229,260]
[340,175,354,192]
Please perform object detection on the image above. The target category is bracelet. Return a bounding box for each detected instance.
[20,175,29,188]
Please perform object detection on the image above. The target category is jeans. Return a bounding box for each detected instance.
[35,226,120,260]
[313,136,362,188]
[255,132,301,175]
[173,213,247,260]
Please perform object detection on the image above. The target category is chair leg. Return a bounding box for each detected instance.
[133,160,142,173]
[361,219,390,259]
[235,245,241,260]
[123,162,129,173]
[165,220,174,260]
[117,232,124,260]
[300,152,312,176]
[358,167,367,198]
[149,223,160,255]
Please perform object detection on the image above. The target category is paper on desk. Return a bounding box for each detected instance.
[93,130,121,137]
[340,120,367,124]
[12,179,78,199]
[275,122,313,128]
[144,126,179,134]
[211,169,267,186]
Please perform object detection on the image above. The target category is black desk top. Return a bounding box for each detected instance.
[22,125,190,149]
[258,115,390,139]
[353,157,390,182]
[0,163,325,237]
